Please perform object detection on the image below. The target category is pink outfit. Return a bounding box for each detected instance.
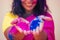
[9,12,55,40]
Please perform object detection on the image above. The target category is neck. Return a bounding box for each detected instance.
[22,10,33,18]
[26,10,33,14]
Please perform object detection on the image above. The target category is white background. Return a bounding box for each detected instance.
[0,0,60,40]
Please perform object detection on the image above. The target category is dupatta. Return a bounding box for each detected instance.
[5,13,55,40]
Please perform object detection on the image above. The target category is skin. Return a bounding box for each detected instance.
[21,0,37,14]
[4,0,48,40]
[21,0,47,40]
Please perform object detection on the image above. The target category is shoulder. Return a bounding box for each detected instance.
[2,12,18,32]
[5,12,18,18]
[45,12,53,18]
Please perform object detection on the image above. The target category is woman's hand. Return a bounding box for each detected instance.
[32,16,52,40]
[12,25,31,40]
[31,20,47,40]
[11,18,30,40]
[39,15,52,21]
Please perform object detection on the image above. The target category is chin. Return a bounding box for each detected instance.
[26,8,33,11]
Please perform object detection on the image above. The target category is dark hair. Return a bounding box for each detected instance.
[11,0,49,17]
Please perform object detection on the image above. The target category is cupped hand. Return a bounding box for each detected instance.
[31,22,44,40]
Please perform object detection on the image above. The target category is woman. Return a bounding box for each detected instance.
[2,0,55,40]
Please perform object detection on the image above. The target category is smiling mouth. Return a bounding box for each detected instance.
[25,2,32,6]
[26,4,33,7]
[27,5,32,8]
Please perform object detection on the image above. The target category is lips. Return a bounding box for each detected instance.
[25,3,33,7]
[25,1,36,7]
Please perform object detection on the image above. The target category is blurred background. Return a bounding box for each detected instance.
[0,0,60,40]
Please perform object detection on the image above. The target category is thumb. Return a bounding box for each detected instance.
[11,19,18,25]
[39,15,52,21]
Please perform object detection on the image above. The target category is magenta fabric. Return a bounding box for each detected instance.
[9,12,55,40]
[22,13,55,40]
[43,13,55,40]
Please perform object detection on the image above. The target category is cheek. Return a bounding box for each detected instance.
[32,0,37,4]
[21,0,25,3]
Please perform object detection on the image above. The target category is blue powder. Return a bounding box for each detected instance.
[30,16,42,30]
[8,33,13,40]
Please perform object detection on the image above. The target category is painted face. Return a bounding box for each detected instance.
[21,0,37,11]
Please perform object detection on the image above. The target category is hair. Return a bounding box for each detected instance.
[11,0,49,17]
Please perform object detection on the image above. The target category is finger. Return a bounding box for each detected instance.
[20,18,29,24]
[15,26,23,33]
[36,27,39,34]
[23,30,27,35]
[44,16,52,21]
[11,19,18,25]
[39,22,44,31]
[39,15,52,21]
[32,29,36,35]
[27,30,31,34]
[18,27,23,33]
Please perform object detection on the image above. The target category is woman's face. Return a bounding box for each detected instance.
[21,0,37,12]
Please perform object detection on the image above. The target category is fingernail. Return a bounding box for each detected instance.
[24,30,27,35]
[33,29,36,34]
[27,30,30,34]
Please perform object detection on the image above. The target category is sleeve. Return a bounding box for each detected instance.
[43,13,55,40]
[2,12,17,33]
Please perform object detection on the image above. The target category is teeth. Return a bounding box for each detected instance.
[26,3,32,6]
[27,4,32,5]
